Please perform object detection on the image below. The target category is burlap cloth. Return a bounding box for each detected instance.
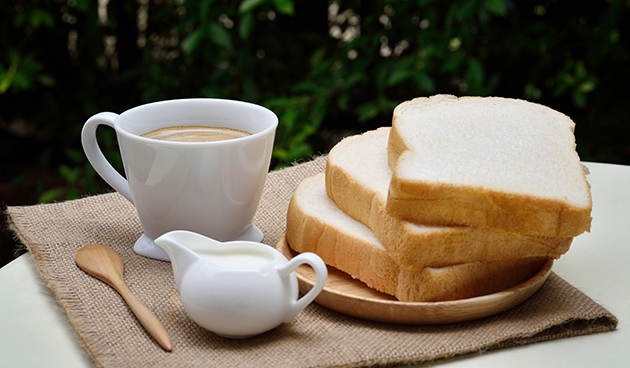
[6,156,617,368]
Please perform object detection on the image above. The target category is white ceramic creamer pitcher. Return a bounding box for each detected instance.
[153,230,327,338]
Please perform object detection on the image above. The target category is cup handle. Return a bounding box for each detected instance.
[277,252,328,322]
[81,112,133,203]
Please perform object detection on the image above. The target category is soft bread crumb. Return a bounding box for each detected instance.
[387,95,592,236]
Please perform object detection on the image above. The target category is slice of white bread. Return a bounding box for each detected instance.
[326,127,572,270]
[387,94,592,237]
[286,173,548,302]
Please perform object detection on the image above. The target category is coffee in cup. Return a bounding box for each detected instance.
[141,126,251,142]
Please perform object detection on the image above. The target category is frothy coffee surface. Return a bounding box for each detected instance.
[141,126,251,142]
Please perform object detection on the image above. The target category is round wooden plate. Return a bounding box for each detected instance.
[277,234,553,324]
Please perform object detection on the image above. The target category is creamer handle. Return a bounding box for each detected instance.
[81,112,133,203]
[277,252,327,322]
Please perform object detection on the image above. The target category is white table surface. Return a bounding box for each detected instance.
[1,161,628,367]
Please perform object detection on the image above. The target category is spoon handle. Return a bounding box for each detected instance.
[116,283,173,352]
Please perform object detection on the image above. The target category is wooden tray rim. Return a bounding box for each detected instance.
[277,233,553,324]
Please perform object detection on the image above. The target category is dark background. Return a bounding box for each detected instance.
[2,0,629,268]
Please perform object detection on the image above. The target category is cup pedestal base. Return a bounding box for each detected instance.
[133,224,265,261]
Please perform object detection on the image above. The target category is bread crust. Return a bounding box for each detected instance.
[326,128,573,270]
[387,94,592,237]
[287,174,548,302]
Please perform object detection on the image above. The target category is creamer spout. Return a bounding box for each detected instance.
[154,230,203,290]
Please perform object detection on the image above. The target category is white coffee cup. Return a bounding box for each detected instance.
[81,99,277,261]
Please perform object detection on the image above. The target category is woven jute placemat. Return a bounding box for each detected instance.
[6,156,617,368]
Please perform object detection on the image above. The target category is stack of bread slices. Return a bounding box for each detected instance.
[286,94,592,302]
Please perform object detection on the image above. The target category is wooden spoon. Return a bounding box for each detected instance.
[75,244,172,352]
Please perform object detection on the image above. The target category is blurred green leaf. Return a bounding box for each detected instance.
[65,148,84,164]
[465,57,484,93]
[182,27,205,54]
[11,72,31,89]
[37,74,55,87]
[242,76,258,101]
[560,73,576,86]
[413,71,436,92]
[59,165,81,185]
[34,9,55,28]
[485,75,500,94]
[524,83,542,100]
[387,68,413,87]
[309,59,334,77]
[386,57,416,87]
[337,90,349,110]
[0,61,17,93]
[272,147,289,161]
[75,0,90,12]
[272,0,295,15]
[238,12,255,40]
[572,89,587,109]
[200,0,216,22]
[310,99,328,127]
[375,64,389,90]
[0,51,50,93]
[16,8,55,29]
[344,72,363,88]
[39,188,65,203]
[575,61,587,78]
[309,48,326,69]
[609,28,620,43]
[458,0,482,20]
[440,51,466,73]
[485,0,507,16]
[356,102,379,122]
[280,108,300,130]
[208,23,232,49]
[239,0,266,13]
[552,82,570,97]
[290,81,320,93]
[578,81,596,93]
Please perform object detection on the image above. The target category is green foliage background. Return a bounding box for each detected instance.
[1,0,629,266]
